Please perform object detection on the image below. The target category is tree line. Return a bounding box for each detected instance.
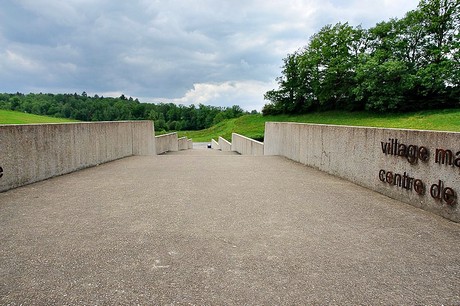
[0,92,250,131]
[263,0,460,115]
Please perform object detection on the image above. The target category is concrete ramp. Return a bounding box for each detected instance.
[0,151,459,304]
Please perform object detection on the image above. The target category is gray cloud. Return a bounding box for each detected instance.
[1,0,419,111]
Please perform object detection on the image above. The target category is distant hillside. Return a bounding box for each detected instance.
[0,109,79,124]
[178,109,460,142]
[0,92,247,132]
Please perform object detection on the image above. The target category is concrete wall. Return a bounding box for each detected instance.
[178,137,189,151]
[231,133,264,156]
[218,136,232,152]
[211,139,220,150]
[264,122,460,222]
[0,121,155,192]
[188,139,193,149]
[155,132,179,154]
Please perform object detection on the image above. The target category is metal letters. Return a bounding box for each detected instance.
[379,139,458,206]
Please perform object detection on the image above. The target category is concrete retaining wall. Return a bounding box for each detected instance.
[231,133,264,156]
[211,139,220,150]
[0,121,155,192]
[178,137,189,151]
[264,122,460,222]
[155,133,179,154]
[218,136,232,152]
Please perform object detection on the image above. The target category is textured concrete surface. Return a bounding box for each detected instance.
[0,121,154,192]
[218,136,232,152]
[232,133,264,156]
[155,132,179,155]
[211,139,220,150]
[264,122,460,222]
[178,137,191,151]
[0,149,459,304]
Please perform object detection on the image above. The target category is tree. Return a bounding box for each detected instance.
[355,56,416,111]
[0,92,248,130]
[263,0,460,114]
[263,53,303,114]
[353,19,418,111]
[416,0,460,99]
[304,23,365,110]
[155,113,167,131]
[263,23,366,114]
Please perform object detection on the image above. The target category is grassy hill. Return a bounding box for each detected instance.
[3,108,459,142]
[0,109,79,124]
[178,109,460,142]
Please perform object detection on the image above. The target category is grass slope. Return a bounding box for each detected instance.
[178,109,460,142]
[0,109,79,124]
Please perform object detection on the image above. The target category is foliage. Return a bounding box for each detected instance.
[0,92,248,132]
[179,109,460,142]
[263,0,460,114]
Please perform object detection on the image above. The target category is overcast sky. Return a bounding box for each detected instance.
[1,0,419,111]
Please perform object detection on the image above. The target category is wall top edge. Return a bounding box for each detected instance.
[264,121,460,135]
[218,136,232,145]
[0,120,153,128]
[232,133,264,145]
[155,132,178,138]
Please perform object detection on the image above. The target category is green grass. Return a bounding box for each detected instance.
[3,108,459,141]
[178,109,460,142]
[0,109,79,124]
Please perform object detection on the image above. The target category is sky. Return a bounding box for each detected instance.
[1,0,419,111]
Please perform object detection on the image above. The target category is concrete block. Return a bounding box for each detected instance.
[155,132,179,154]
[178,137,189,151]
[218,136,232,152]
[131,121,155,156]
[231,133,264,156]
[211,139,220,150]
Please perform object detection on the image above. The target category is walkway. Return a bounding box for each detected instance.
[1,148,459,304]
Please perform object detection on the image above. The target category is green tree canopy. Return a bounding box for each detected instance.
[263,0,460,115]
[0,92,249,132]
